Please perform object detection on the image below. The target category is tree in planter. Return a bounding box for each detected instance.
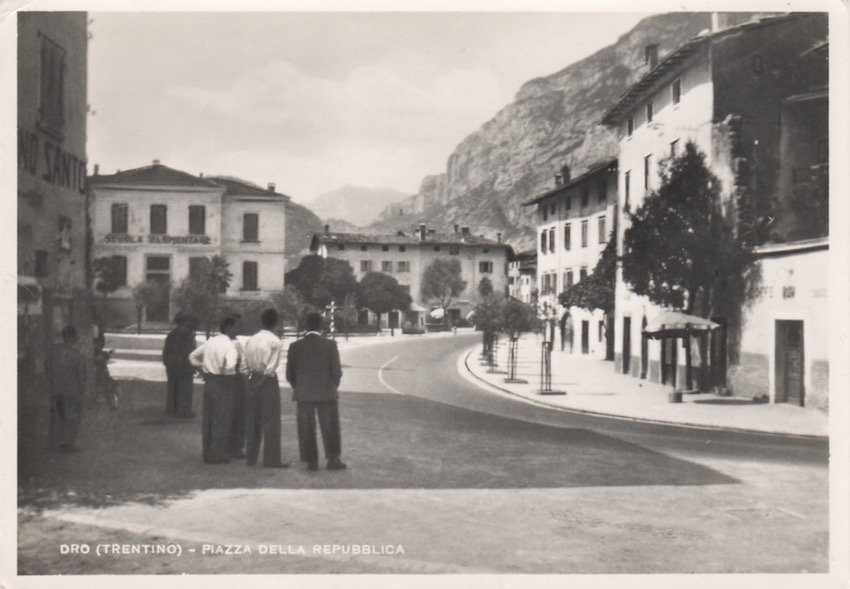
[285,254,360,310]
[92,257,122,327]
[472,294,505,369]
[500,298,540,381]
[622,141,754,388]
[131,280,167,334]
[420,258,467,328]
[171,255,233,338]
[358,272,412,334]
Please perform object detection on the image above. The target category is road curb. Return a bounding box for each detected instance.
[460,347,828,440]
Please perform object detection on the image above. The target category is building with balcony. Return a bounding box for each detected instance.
[310,224,511,329]
[18,12,92,379]
[88,164,289,327]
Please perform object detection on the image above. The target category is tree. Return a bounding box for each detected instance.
[473,294,505,368]
[92,257,122,326]
[358,272,412,334]
[131,280,167,334]
[622,141,752,319]
[420,258,467,326]
[285,254,360,309]
[559,237,616,315]
[270,285,311,334]
[477,276,494,298]
[501,298,539,381]
[171,255,233,338]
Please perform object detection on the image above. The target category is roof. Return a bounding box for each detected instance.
[523,159,617,207]
[601,13,800,125]
[208,176,291,201]
[752,237,828,258]
[312,230,510,248]
[88,163,222,188]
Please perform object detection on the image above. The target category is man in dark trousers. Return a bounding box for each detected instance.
[162,313,198,418]
[241,308,288,468]
[189,317,239,464]
[286,312,346,472]
[46,326,86,451]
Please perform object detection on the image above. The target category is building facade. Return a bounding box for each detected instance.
[88,164,288,327]
[601,12,828,405]
[524,160,618,357]
[311,225,511,328]
[18,12,92,379]
[508,250,537,304]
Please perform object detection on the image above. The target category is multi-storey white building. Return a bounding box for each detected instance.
[508,250,536,304]
[88,163,288,326]
[311,224,511,328]
[524,160,617,357]
[601,12,828,408]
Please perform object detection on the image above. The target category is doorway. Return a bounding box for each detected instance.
[622,317,631,375]
[145,256,171,322]
[640,316,648,379]
[581,320,589,354]
[775,320,805,406]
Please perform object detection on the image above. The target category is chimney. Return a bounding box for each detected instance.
[153,159,161,166]
[324,224,330,235]
[93,164,99,176]
[497,232,502,244]
[561,164,571,183]
[461,226,470,240]
[419,224,426,241]
[645,44,659,69]
[199,172,204,178]
[454,224,459,234]
[555,173,563,187]
[268,182,276,192]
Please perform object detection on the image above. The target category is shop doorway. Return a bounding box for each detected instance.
[145,256,171,322]
[640,316,648,379]
[581,320,589,354]
[622,317,631,374]
[775,320,805,406]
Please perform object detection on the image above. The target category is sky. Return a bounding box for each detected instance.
[86,11,652,204]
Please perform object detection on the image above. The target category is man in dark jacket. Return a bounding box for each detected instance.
[286,312,345,471]
[162,313,197,418]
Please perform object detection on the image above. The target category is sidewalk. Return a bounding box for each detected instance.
[462,333,829,438]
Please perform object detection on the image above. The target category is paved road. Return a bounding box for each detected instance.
[17,333,829,576]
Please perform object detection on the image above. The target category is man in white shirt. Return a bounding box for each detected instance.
[190,317,239,464]
[241,309,288,468]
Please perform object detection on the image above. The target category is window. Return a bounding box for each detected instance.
[479,261,493,274]
[540,230,548,254]
[564,224,571,251]
[672,78,681,104]
[433,246,441,252]
[360,260,372,272]
[580,267,588,281]
[550,203,557,216]
[150,205,167,235]
[599,320,605,342]
[242,261,258,291]
[565,270,573,289]
[35,250,48,278]
[624,171,631,208]
[397,261,410,273]
[189,206,205,235]
[188,256,205,278]
[644,155,652,190]
[598,215,606,244]
[58,216,71,251]
[382,245,390,252]
[548,229,555,253]
[112,255,127,286]
[111,203,128,234]
[399,246,406,252]
[542,205,548,222]
[482,248,490,254]
[670,139,679,157]
[646,101,654,123]
[565,195,572,211]
[627,117,634,136]
[243,213,259,242]
[381,261,393,272]
[581,221,588,248]
[449,245,460,255]
[598,178,606,203]
[581,186,589,208]
[39,35,66,136]
[146,256,170,272]
[337,244,346,251]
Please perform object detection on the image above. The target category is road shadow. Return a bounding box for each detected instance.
[18,380,737,510]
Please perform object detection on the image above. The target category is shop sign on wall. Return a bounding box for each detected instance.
[103,234,212,245]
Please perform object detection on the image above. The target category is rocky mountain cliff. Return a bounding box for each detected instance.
[285,200,324,269]
[372,12,714,252]
[308,185,411,228]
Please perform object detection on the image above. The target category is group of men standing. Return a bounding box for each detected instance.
[164,309,347,472]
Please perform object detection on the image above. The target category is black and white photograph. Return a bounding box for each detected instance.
[3,0,849,587]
